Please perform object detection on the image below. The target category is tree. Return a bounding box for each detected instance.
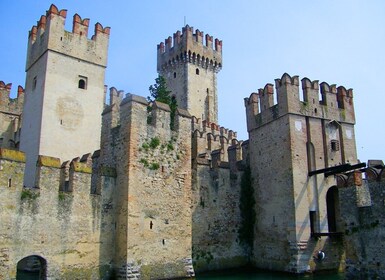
[148,75,177,129]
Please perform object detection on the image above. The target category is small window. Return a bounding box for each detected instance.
[78,76,87,89]
[331,140,339,151]
[33,76,37,90]
[196,68,199,75]
[173,72,176,78]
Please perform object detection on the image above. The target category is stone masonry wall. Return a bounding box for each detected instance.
[0,149,115,279]
[338,167,385,279]
[101,94,194,279]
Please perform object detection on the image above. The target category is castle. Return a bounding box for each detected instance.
[1,4,385,280]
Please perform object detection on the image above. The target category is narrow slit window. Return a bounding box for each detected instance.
[196,68,199,75]
[173,72,176,78]
[33,76,37,90]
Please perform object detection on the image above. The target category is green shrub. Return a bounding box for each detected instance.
[149,137,160,149]
[149,162,160,170]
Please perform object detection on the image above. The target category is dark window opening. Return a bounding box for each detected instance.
[173,72,176,78]
[64,180,70,192]
[33,76,37,90]
[150,221,153,229]
[78,79,86,89]
[326,186,340,233]
[196,68,199,75]
[310,211,316,235]
[162,239,165,245]
[17,255,47,280]
[78,75,88,90]
[8,178,12,188]
[331,140,339,151]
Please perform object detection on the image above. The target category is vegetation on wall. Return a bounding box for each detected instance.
[147,75,178,129]
[20,188,39,200]
[238,166,256,256]
[139,137,180,171]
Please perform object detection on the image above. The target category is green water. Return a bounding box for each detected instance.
[17,269,344,280]
[196,269,344,280]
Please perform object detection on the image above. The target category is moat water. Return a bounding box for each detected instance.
[196,270,344,280]
[17,269,344,279]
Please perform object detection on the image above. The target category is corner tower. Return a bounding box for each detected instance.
[245,74,358,273]
[20,4,110,186]
[157,25,222,123]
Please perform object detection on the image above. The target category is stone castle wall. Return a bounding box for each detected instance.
[337,165,385,279]
[0,82,23,149]
[0,149,116,279]
[191,120,248,272]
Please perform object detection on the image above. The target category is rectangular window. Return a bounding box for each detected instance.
[331,140,340,151]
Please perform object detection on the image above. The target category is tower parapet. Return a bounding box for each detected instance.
[26,4,110,70]
[157,25,222,73]
[245,73,355,132]
[0,81,24,114]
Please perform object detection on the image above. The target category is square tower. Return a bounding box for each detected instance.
[245,73,357,273]
[20,5,110,186]
[157,25,222,123]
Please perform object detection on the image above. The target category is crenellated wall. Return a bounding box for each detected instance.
[158,25,221,124]
[337,162,385,279]
[26,4,110,70]
[0,82,23,149]
[157,25,222,73]
[191,116,250,272]
[0,148,116,279]
[245,73,355,133]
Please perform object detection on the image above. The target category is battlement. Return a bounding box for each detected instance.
[26,4,110,70]
[191,116,247,169]
[0,148,114,195]
[337,161,385,188]
[191,116,237,140]
[157,25,222,72]
[0,81,24,114]
[245,73,355,131]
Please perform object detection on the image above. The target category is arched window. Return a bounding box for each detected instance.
[78,79,86,89]
[78,76,88,89]
[196,68,199,75]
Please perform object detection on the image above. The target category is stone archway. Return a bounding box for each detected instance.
[16,255,47,280]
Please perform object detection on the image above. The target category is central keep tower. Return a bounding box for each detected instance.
[157,25,222,123]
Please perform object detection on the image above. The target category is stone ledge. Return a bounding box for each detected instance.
[38,155,61,168]
[0,148,25,162]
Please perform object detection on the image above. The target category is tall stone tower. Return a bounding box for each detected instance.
[245,74,357,273]
[157,25,222,123]
[20,4,110,186]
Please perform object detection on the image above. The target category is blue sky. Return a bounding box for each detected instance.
[1,1,384,163]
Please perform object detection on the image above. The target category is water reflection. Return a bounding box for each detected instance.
[195,269,345,280]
